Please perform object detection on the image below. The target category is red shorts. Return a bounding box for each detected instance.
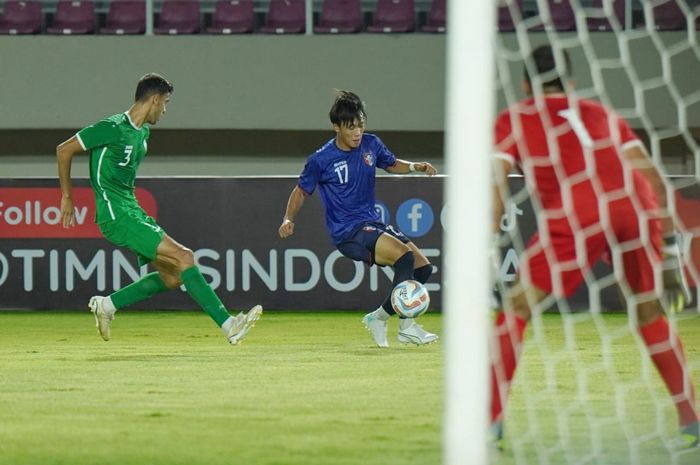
[521,199,661,297]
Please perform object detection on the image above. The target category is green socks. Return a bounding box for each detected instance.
[109,267,231,328]
[181,266,230,327]
[110,272,168,309]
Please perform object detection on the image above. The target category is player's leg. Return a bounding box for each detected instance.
[491,228,591,444]
[356,231,411,347]
[89,211,170,341]
[373,228,438,345]
[490,279,545,433]
[155,234,262,345]
[407,241,433,284]
[623,243,699,448]
[338,223,417,347]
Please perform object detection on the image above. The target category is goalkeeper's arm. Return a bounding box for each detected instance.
[623,142,692,310]
[622,143,674,234]
[492,158,512,235]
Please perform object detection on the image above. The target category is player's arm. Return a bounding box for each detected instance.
[623,143,674,235]
[56,136,85,228]
[386,159,437,176]
[278,186,308,238]
[624,142,692,310]
[492,158,513,234]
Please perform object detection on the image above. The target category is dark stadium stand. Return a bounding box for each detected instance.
[0,0,698,35]
[46,0,96,34]
[421,0,445,32]
[153,0,200,34]
[314,0,362,34]
[207,0,255,34]
[0,0,42,34]
[259,0,305,34]
[367,0,414,33]
[100,0,146,34]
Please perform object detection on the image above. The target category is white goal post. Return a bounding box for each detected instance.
[443,1,495,465]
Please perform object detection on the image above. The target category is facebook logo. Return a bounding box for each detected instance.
[374,201,390,224]
[396,199,434,237]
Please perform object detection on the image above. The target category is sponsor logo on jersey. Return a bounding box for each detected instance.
[362,152,374,167]
[362,225,377,232]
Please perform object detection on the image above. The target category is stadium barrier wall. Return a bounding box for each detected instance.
[0,177,443,310]
[0,34,695,131]
[1,176,699,311]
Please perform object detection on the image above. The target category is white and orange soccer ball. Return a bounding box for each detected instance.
[390,280,430,318]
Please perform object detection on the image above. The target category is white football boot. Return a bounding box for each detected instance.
[362,312,389,348]
[227,305,263,345]
[397,319,439,345]
[88,296,114,341]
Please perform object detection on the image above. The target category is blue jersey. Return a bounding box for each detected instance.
[298,133,397,244]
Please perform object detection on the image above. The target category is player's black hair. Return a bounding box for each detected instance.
[135,73,174,102]
[524,45,571,92]
[329,90,367,127]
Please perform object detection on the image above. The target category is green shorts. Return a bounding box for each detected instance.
[99,208,165,266]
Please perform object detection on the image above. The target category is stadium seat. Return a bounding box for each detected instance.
[367,0,415,33]
[207,0,255,34]
[260,0,305,34]
[46,0,96,35]
[497,0,523,32]
[421,0,446,33]
[100,0,146,35]
[154,0,201,35]
[314,0,362,34]
[586,0,625,31]
[530,0,576,31]
[0,0,42,34]
[646,0,687,30]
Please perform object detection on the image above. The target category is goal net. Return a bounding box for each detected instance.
[487,1,700,464]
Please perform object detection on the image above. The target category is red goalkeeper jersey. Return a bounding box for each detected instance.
[494,95,657,226]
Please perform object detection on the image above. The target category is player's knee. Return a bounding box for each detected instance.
[636,300,663,326]
[159,272,182,290]
[413,263,433,284]
[174,247,195,271]
[509,291,532,321]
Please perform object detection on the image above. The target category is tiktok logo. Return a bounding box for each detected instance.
[396,199,434,238]
[500,201,523,232]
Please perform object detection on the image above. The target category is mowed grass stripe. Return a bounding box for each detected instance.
[0,312,699,465]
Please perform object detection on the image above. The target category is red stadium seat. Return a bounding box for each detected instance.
[207,0,255,34]
[260,0,305,34]
[497,0,523,32]
[100,0,146,35]
[530,0,576,31]
[46,0,96,35]
[314,0,362,34]
[367,0,415,33]
[421,0,446,33]
[154,0,201,35]
[0,0,42,35]
[586,0,625,31]
[646,0,688,30]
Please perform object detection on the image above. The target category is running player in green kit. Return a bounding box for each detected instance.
[56,73,262,345]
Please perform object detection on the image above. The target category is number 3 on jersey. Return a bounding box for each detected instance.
[118,145,133,167]
[334,164,349,184]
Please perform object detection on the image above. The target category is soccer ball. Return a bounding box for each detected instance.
[391,280,430,318]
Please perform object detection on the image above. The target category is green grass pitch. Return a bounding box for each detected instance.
[0,311,698,465]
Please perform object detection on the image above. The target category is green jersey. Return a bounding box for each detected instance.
[77,113,150,224]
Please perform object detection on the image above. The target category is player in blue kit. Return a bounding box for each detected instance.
[278,90,438,347]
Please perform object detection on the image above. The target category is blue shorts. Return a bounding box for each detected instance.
[336,221,409,265]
